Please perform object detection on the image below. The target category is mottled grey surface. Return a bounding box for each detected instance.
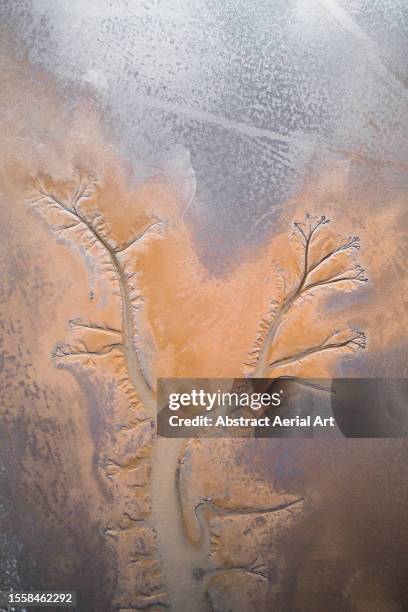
[1,0,408,265]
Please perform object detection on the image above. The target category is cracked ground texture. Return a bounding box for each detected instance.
[1,2,408,611]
